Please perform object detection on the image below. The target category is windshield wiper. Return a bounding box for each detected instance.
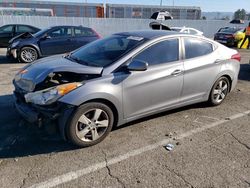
[65,54,89,66]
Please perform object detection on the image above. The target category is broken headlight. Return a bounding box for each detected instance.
[25,82,82,105]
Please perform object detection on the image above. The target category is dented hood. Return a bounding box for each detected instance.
[18,55,103,84]
[9,32,34,44]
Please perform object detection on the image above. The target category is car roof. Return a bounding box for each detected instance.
[0,24,38,28]
[49,25,91,29]
[114,30,180,40]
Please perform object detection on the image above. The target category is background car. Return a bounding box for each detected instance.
[214,27,242,46]
[8,25,101,63]
[171,27,204,35]
[13,31,240,147]
[0,24,40,47]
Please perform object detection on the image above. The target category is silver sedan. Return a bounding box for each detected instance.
[13,30,241,147]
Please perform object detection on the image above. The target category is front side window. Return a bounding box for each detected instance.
[133,39,179,66]
[0,25,13,33]
[184,38,213,59]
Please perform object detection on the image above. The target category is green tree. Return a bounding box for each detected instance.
[234,9,246,20]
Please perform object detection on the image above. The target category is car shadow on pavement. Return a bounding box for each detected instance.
[0,93,210,159]
[114,102,209,131]
[0,55,18,64]
[239,64,250,81]
[0,94,78,159]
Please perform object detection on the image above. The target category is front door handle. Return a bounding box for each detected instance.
[171,69,183,76]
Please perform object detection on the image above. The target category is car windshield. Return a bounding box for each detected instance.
[218,27,241,33]
[33,28,50,38]
[69,35,146,67]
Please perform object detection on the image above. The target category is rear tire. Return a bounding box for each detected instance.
[208,77,230,106]
[66,102,114,147]
[18,47,38,63]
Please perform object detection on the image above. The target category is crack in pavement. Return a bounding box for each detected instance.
[230,133,250,150]
[20,167,33,188]
[164,165,195,188]
[20,161,37,188]
[102,150,126,188]
[244,180,250,187]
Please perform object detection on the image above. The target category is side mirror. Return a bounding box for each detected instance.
[41,35,51,40]
[127,60,148,71]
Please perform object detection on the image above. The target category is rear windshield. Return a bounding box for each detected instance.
[218,27,241,33]
[69,35,146,67]
[171,28,182,32]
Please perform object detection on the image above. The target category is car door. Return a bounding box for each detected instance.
[39,27,73,56]
[122,38,184,119]
[181,37,221,103]
[0,25,14,47]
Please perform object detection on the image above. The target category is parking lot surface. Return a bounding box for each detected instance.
[0,48,250,188]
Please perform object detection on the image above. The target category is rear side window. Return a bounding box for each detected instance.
[16,25,34,33]
[74,27,96,37]
[184,38,213,59]
[47,27,72,38]
[134,39,179,66]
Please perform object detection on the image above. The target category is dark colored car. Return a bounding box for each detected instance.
[0,24,40,47]
[7,25,101,63]
[214,27,242,46]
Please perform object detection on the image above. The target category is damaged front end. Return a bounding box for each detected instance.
[13,58,102,130]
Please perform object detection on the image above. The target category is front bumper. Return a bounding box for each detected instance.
[7,47,18,59]
[14,90,76,140]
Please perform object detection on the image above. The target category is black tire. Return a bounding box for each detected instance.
[208,76,230,106]
[18,47,38,63]
[66,102,114,147]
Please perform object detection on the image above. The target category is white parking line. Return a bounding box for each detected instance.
[29,110,250,188]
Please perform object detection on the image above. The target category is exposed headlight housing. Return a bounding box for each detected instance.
[15,78,35,92]
[25,82,82,105]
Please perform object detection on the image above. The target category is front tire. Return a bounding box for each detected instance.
[66,102,114,147]
[208,77,230,106]
[18,47,38,63]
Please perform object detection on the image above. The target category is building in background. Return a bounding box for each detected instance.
[0,0,201,20]
[0,7,53,16]
[0,0,104,17]
[106,4,201,20]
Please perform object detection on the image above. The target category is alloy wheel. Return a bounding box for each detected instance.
[75,108,109,142]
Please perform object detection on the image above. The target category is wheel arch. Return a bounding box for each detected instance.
[19,44,41,57]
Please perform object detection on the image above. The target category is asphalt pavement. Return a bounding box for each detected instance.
[0,48,249,188]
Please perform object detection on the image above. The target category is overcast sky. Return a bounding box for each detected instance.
[35,0,250,12]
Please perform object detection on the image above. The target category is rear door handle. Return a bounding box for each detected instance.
[171,69,183,76]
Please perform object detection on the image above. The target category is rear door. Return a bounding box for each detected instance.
[0,25,14,47]
[181,37,221,102]
[39,27,73,56]
[122,38,184,119]
[72,27,99,50]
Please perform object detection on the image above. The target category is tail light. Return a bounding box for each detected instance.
[92,29,102,39]
[225,34,233,38]
[231,52,241,62]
